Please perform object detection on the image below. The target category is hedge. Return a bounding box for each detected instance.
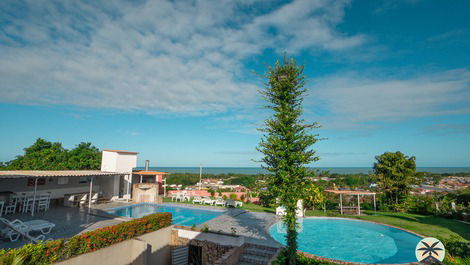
[0,212,172,265]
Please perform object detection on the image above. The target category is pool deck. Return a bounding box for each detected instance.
[1,201,282,250]
[102,202,282,247]
[0,202,131,249]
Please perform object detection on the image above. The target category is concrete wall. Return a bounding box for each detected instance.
[136,226,172,265]
[101,151,137,173]
[54,226,173,265]
[101,150,137,199]
[54,238,149,265]
[95,175,120,199]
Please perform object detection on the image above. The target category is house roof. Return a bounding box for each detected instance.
[103,149,139,155]
[0,170,124,179]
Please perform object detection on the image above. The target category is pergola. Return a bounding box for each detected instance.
[325,189,377,215]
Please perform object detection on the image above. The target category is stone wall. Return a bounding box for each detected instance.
[171,228,244,265]
[132,183,162,203]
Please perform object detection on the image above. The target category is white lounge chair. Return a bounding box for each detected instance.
[78,194,88,207]
[91,193,99,204]
[226,199,236,207]
[214,198,226,206]
[0,218,54,242]
[64,194,77,207]
[276,206,286,216]
[192,196,203,204]
[201,197,215,205]
[276,200,304,217]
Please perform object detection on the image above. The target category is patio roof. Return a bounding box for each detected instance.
[0,170,124,179]
[325,189,376,195]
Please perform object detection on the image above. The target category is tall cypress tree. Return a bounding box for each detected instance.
[258,57,319,264]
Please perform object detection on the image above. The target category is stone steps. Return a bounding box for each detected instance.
[237,243,279,265]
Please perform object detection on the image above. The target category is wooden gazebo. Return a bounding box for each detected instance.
[325,189,377,215]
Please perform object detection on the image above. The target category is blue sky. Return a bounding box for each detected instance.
[1,0,469,167]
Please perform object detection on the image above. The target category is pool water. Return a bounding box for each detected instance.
[269,218,422,264]
[107,203,224,226]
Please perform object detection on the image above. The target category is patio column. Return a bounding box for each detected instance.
[373,193,376,213]
[126,173,132,202]
[31,177,38,216]
[339,194,343,215]
[140,174,143,183]
[357,194,361,215]
[88,176,94,209]
[163,178,167,197]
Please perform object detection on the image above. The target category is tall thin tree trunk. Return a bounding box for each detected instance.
[285,202,298,265]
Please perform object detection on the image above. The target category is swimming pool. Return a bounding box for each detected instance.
[269,217,422,264]
[107,203,224,226]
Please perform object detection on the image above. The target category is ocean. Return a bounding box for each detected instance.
[138,167,470,175]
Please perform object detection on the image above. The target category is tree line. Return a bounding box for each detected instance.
[0,138,101,170]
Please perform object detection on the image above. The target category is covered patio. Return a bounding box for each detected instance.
[0,170,126,217]
[0,201,130,249]
[325,189,377,215]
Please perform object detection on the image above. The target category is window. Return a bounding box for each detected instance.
[79,177,89,184]
[27,178,46,186]
[57,176,69,185]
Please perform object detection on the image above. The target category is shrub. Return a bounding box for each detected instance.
[229,194,237,200]
[441,237,470,259]
[208,188,215,197]
[240,194,246,201]
[0,213,172,265]
[222,195,227,200]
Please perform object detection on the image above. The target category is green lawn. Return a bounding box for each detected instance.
[305,210,469,242]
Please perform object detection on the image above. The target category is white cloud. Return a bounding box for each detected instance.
[0,0,364,114]
[311,69,470,128]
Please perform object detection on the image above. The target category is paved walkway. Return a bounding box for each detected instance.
[148,202,282,247]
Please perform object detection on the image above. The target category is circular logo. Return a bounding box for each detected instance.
[415,237,445,263]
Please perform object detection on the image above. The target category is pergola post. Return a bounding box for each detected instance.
[127,174,132,202]
[339,194,343,215]
[140,174,143,183]
[373,193,376,213]
[357,194,361,215]
[88,176,94,209]
[163,178,167,198]
[31,178,38,216]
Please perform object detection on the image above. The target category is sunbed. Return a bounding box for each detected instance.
[214,198,226,206]
[0,217,54,242]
